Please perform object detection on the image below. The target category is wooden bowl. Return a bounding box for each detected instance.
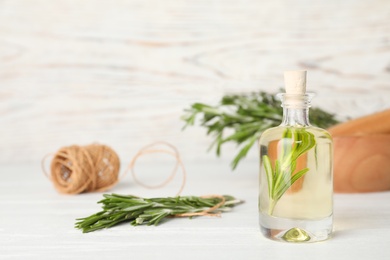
[333,135,390,193]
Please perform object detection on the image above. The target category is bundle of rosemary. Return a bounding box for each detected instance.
[182,91,339,169]
[75,194,242,233]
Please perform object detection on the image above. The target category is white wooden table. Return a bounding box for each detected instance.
[1,162,390,259]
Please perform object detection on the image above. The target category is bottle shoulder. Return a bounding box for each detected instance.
[260,125,332,142]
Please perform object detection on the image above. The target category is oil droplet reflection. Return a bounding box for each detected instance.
[282,227,311,242]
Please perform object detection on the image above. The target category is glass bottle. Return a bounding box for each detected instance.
[258,71,333,242]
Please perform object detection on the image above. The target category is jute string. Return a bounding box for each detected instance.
[42,144,121,194]
[174,195,226,217]
[43,142,225,216]
[125,141,186,196]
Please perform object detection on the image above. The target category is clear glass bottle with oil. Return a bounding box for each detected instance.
[258,71,333,242]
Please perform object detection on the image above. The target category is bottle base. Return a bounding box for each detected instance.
[259,213,333,243]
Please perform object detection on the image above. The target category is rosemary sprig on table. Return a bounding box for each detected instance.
[75,194,242,233]
[263,128,316,215]
[182,91,339,169]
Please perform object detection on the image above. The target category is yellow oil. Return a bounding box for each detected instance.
[259,125,333,242]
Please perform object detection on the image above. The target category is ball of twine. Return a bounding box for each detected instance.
[44,144,120,194]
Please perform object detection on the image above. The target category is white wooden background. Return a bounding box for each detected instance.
[1,0,390,165]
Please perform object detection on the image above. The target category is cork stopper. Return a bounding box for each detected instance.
[284,70,307,94]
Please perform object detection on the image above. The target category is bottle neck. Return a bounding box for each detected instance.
[281,107,310,126]
[278,93,313,127]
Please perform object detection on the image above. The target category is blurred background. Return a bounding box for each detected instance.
[0,0,389,166]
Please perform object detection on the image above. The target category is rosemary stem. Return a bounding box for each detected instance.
[269,199,277,215]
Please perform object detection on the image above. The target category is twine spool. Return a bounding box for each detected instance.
[44,144,120,194]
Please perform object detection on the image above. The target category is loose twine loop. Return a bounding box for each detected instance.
[125,142,186,196]
[42,142,226,217]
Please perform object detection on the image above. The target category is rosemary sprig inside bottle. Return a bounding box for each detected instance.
[75,194,242,233]
[262,128,316,215]
[182,91,339,170]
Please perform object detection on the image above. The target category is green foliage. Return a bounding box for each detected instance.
[182,91,339,169]
[75,194,242,233]
[262,128,316,214]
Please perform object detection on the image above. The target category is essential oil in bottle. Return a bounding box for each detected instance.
[258,70,333,242]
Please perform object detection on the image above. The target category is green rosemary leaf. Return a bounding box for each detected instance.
[281,129,294,163]
[262,155,273,198]
[222,129,256,143]
[121,203,154,212]
[272,161,292,198]
[231,134,259,169]
[290,168,310,185]
[274,168,309,202]
[291,130,316,161]
[215,133,223,156]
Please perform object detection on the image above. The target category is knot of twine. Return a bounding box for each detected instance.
[174,195,226,218]
[44,144,120,194]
